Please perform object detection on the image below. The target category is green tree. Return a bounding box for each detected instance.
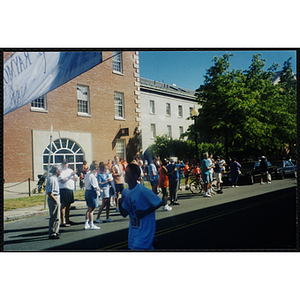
[190,53,296,158]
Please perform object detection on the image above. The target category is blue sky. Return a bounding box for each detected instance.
[139,50,297,90]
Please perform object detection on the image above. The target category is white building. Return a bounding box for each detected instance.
[140,78,201,152]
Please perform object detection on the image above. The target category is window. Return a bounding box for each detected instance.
[114,92,125,119]
[31,95,47,111]
[179,126,184,136]
[178,105,183,117]
[151,124,156,139]
[166,103,171,117]
[150,100,155,114]
[116,139,126,159]
[43,138,84,174]
[189,107,193,117]
[167,125,172,138]
[77,85,90,115]
[112,51,123,73]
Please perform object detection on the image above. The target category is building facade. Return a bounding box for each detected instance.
[3,51,141,186]
[139,78,201,152]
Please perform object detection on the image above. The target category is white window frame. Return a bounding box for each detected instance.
[178,105,183,118]
[167,125,172,138]
[43,138,84,174]
[189,107,193,117]
[31,95,47,112]
[77,85,90,116]
[179,126,184,136]
[114,91,125,120]
[151,123,156,139]
[150,100,155,114]
[112,51,123,74]
[166,103,171,117]
[116,139,126,159]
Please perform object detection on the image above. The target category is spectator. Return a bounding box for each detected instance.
[58,160,78,227]
[111,155,125,212]
[214,156,223,193]
[207,153,216,196]
[184,160,192,190]
[96,164,114,223]
[149,157,159,194]
[119,162,163,250]
[84,162,101,230]
[260,156,271,184]
[167,159,185,205]
[200,153,214,197]
[46,164,62,239]
[229,157,241,187]
[138,160,145,185]
[193,162,201,179]
[79,172,84,190]
[82,160,89,175]
[159,158,173,211]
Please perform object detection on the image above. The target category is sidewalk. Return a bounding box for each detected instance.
[4,199,87,223]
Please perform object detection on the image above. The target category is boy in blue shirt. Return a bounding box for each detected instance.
[119,162,162,250]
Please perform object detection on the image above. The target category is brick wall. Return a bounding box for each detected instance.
[3,51,140,183]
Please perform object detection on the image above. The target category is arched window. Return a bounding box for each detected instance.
[43,138,84,173]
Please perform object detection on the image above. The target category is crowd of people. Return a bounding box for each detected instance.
[45,152,272,248]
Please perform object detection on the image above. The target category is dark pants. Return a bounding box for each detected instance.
[169,178,179,203]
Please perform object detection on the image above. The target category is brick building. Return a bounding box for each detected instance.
[3,51,141,186]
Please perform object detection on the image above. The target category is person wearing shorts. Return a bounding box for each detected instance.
[84,162,101,230]
[58,160,78,227]
[200,153,214,197]
[111,155,125,212]
[149,156,159,194]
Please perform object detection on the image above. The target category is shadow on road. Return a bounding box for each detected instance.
[43,187,297,252]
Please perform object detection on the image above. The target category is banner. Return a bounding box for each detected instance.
[3,51,102,115]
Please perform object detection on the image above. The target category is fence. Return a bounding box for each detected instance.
[3,177,81,200]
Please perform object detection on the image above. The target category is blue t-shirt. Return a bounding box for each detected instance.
[149,163,159,181]
[200,159,210,176]
[97,172,109,188]
[121,183,162,250]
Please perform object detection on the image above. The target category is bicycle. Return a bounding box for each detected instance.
[189,175,204,194]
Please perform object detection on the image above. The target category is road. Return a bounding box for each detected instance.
[3,178,298,251]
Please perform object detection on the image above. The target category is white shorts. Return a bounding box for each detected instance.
[216,173,222,182]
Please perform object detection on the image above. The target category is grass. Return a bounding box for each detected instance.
[4,190,86,211]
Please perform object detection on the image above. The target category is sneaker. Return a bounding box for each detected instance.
[211,191,216,195]
[231,185,235,188]
[163,204,172,211]
[106,218,114,222]
[115,207,120,212]
[84,222,90,230]
[260,182,265,185]
[90,224,100,230]
[267,181,271,184]
[204,194,211,197]
[95,218,103,223]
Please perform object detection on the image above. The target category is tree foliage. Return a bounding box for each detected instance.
[148,135,224,160]
[189,53,296,158]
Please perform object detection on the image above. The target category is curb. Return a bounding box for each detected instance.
[4,204,87,223]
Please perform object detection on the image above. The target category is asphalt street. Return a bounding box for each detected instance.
[3,177,298,251]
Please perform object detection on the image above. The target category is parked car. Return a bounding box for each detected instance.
[222,160,274,185]
[271,160,297,179]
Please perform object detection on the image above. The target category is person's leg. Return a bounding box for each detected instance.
[60,206,65,225]
[105,199,111,220]
[173,179,179,203]
[96,199,106,220]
